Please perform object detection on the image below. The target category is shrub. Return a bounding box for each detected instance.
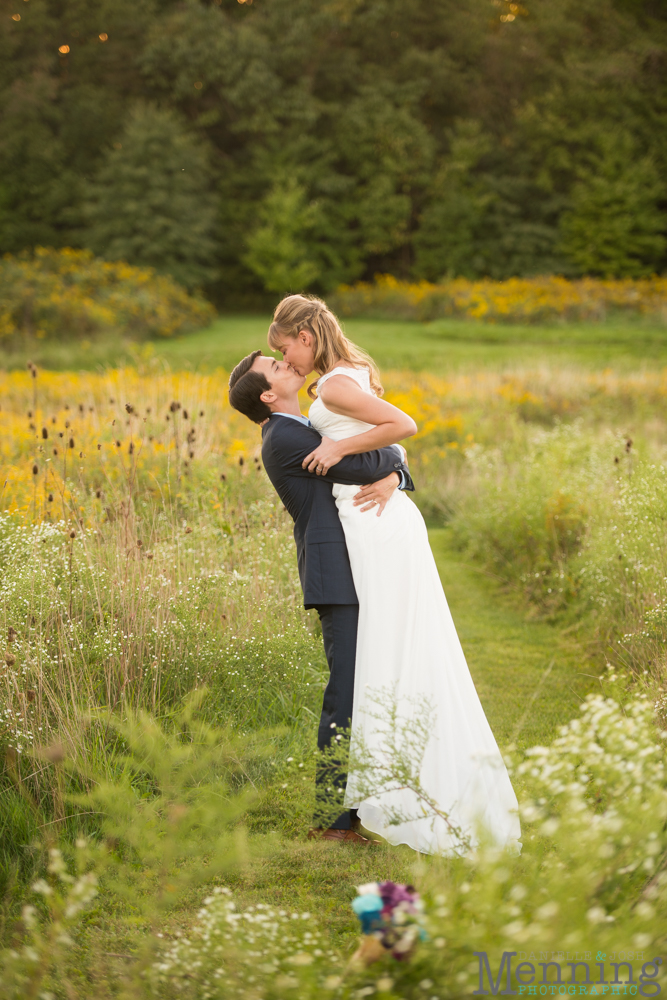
[330,273,667,324]
[0,247,215,344]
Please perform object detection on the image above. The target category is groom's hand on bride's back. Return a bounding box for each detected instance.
[352,472,400,516]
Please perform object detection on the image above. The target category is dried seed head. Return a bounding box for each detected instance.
[199,410,204,417]
[27,410,33,418]
[8,627,17,642]
[95,490,101,498]
[125,403,134,414]
[109,397,115,403]
[79,452,83,458]
[69,529,76,539]
[169,401,181,413]
[65,420,70,428]
[189,450,194,459]
[137,539,143,547]
[239,456,244,467]
[128,442,134,454]
[41,427,48,439]
[146,552,153,559]
[97,443,101,450]
[5,653,16,667]
[68,437,75,449]
[220,473,226,481]
[78,403,84,413]
[626,438,633,452]
[26,689,36,703]
[614,456,620,464]
[185,527,193,534]
[146,407,151,414]
[32,464,38,476]
[115,440,121,447]
[47,493,54,502]
[53,447,58,456]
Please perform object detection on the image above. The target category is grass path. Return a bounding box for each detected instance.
[429,528,600,750]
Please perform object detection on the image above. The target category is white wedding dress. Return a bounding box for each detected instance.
[309,366,521,856]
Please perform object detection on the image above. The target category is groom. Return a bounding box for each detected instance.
[228,351,413,844]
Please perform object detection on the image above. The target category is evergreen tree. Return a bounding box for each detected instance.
[559,131,666,277]
[243,178,322,294]
[82,104,218,288]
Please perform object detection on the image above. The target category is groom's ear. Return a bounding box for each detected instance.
[259,389,277,405]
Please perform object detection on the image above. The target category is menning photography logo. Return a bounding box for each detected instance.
[473,951,664,996]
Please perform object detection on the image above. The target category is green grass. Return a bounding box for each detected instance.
[429,529,599,750]
[5,313,667,374]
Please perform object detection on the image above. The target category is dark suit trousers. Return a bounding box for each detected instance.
[314,604,359,831]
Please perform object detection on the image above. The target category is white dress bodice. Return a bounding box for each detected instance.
[308,366,376,442]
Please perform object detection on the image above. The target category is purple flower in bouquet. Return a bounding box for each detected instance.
[350,881,426,968]
[378,881,420,921]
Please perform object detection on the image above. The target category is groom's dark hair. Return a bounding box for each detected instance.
[229,350,272,424]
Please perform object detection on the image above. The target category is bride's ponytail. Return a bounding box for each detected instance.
[268,294,384,400]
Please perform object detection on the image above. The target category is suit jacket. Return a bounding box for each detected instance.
[261,414,414,608]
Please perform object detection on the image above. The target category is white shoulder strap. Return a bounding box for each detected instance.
[317,366,367,390]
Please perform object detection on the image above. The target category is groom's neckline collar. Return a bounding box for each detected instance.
[271,411,309,426]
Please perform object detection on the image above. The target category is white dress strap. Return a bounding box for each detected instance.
[317,366,370,391]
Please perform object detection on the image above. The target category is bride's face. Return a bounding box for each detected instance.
[273,329,316,376]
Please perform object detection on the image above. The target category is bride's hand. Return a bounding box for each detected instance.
[302,437,346,475]
[353,472,400,516]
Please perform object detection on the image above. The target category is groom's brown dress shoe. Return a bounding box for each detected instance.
[307,827,381,845]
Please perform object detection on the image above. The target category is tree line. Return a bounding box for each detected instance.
[1,0,666,301]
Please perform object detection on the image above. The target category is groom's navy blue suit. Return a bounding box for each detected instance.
[261,413,414,829]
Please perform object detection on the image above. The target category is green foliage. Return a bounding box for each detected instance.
[3,0,667,287]
[559,132,667,277]
[83,104,219,289]
[243,177,322,293]
[0,696,264,999]
[0,247,215,343]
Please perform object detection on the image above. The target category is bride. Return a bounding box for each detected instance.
[268,294,521,856]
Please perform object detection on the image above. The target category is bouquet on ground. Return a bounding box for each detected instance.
[350,881,426,968]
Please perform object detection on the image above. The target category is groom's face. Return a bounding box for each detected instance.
[251,355,305,401]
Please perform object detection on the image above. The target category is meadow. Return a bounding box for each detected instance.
[1,315,667,998]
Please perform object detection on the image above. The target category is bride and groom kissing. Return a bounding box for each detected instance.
[229,293,521,856]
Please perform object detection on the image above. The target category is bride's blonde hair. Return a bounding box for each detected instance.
[268,293,383,399]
